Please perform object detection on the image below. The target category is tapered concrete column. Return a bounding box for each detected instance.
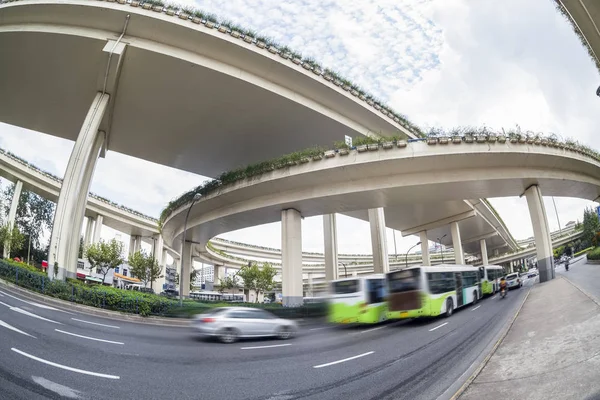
[214,265,226,286]
[92,214,104,244]
[151,235,164,292]
[129,236,137,256]
[180,241,193,297]
[3,180,23,258]
[48,93,110,280]
[368,208,389,273]
[84,217,94,247]
[524,185,554,282]
[282,209,303,307]
[450,221,464,264]
[323,214,339,281]
[480,239,488,265]
[419,231,430,265]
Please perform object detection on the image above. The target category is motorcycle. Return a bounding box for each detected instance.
[500,287,507,299]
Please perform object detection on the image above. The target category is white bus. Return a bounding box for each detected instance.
[327,274,387,324]
[481,265,504,296]
[386,265,481,319]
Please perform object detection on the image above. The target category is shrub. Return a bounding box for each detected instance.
[574,247,594,257]
[587,247,600,261]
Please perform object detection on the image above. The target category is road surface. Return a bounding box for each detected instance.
[0,279,534,400]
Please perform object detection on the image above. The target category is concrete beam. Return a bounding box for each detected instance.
[3,180,23,258]
[462,231,498,245]
[401,210,477,237]
[450,221,465,264]
[369,208,389,274]
[524,185,554,282]
[48,93,109,280]
[282,209,303,306]
[420,231,430,266]
[323,214,339,282]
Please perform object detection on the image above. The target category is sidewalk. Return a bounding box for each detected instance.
[460,276,600,400]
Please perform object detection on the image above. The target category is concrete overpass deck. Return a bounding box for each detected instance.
[0,0,420,179]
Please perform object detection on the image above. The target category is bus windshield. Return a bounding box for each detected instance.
[332,280,360,294]
[388,268,421,293]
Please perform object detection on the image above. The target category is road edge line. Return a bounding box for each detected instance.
[448,287,531,400]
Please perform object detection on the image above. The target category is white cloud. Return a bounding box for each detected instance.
[0,0,599,258]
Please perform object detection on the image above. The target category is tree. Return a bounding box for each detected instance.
[2,186,54,263]
[219,274,240,294]
[0,222,25,258]
[237,262,277,303]
[190,268,199,291]
[85,239,125,284]
[582,207,600,248]
[78,236,84,259]
[128,250,162,288]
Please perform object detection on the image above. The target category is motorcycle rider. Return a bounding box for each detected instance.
[499,276,507,297]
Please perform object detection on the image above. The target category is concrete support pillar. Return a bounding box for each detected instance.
[450,221,465,265]
[48,93,109,280]
[214,265,226,286]
[3,180,23,259]
[129,236,137,256]
[84,217,94,247]
[368,208,389,274]
[282,209,303,307]
[419,231,430,266]
[151,235,164,292]
[524,185,554,282]
[92,214,104,244]
[323,214,339,281]
[480,239,488,265]
[180,241,193,297]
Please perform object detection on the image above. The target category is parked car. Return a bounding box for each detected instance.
[192,307,298,343]
[505,273,522,289]
[527,269,538,278]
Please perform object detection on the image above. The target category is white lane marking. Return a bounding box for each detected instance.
[491,296,497,300]
[11,307,62,324]
[471,305,481,311]
[32,376,81,399]
[71,318,120,329]
[309,327,329,331]
[313,351,374,369]
[241,343,292,350]
[428,322,448,332]
[0,319,36,338]
[0,290,68,312]
[356,326,387,334]
[0,292,4,296]
[0,300,11,308]
[55,329,124,345]
[12,348,120,380]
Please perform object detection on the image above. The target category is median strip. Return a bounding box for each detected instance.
[313,351,374,369]
[55,329,124,345]
[11,348,120,379]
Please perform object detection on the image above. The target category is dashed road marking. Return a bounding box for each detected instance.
[429,322,448,332]
[71,318,119,329]
[55,329,124,345]
[313,351,374,369]
[241,344,292,350]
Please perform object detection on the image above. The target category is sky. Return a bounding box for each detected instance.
[0,0,599,260]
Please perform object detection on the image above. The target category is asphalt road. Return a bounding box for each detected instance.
[0,278,534,400]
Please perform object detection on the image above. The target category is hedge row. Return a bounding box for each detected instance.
[574,247,594,257]
[587,247,600,261]
[0,260,326,319]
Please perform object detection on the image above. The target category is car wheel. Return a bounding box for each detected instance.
[472,291,478,305]
[277,326,294,340]
[218,328,239,344]
[445,298,454,318]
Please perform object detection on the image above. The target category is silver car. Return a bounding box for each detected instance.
[192,307,298,343]
[505,273,522,289]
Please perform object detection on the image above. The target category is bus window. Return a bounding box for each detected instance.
[427,272,455,294]
[332,280,359,294]
[461,271,478,287]
[366,279,385,304]
[388,268,421,293]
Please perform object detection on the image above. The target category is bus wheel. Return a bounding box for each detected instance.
[445,298,454,318]
[472,291,478,305]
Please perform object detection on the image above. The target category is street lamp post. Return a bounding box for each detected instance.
[405,242,422,269]
[180,193,201,307]
[392,230,398,260]
[339,262,347,278]
[437,234,447,264]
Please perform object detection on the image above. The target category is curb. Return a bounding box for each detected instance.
[561,275,600,308]
[449,287,532,400]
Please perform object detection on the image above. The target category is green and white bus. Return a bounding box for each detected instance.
[386,265,481,319]
[327,275,387,324]
[480,265,504,296]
